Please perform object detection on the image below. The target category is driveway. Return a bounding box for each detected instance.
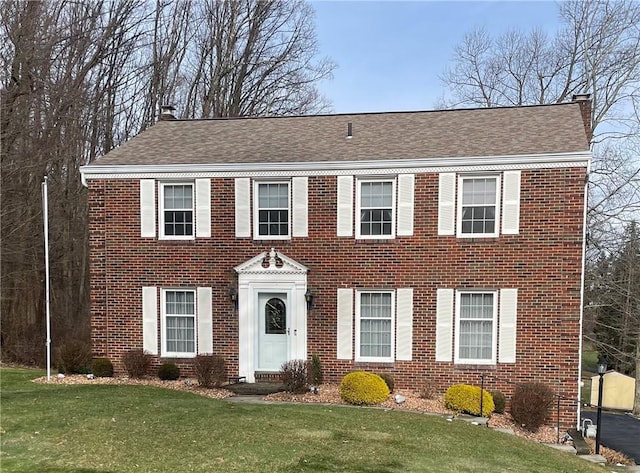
[581,410,640,464]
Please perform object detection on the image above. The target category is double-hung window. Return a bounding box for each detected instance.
[255,181,290,239]
[160,183,194,239]
[458,176,500,237]
[162,289,196,357]
[357,179,395,239]
[356,291,394,362]
[455,291,497,364]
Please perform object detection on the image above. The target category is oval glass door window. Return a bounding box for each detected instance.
[265,298,286,334]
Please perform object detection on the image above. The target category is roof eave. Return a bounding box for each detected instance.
[80,150,591,185]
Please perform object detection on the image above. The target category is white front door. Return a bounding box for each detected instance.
[257,292,289,371]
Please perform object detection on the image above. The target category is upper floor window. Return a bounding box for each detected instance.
[455,291,497,364]
[356,179,395,239]
[458,175,500,237]
[255,181,290,239]
[162,289,196,357]
[160,183,194,239]
[356,291,394,362]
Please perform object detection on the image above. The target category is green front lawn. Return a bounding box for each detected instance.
[1,368,607,473]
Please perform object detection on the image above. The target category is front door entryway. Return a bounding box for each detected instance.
[257,292,289,371]
[235,248,309,382]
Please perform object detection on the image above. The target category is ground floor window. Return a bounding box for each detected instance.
[356,291,394,362]
[162,289,196,356]
[455,291,496,364]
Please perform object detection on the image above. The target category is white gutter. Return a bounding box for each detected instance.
[80,151,591,186]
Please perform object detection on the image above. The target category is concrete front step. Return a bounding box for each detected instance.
[225,382,285,396]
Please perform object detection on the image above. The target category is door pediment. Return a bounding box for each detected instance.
[235,248,308,276]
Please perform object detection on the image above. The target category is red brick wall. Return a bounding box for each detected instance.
[87,167,586,427]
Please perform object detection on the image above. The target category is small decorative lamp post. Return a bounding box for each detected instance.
[595,355,607,455]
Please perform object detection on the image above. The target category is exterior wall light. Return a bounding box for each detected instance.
[229,287,238,310]
[305,289,314,311]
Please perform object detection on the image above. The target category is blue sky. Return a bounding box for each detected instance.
[312,1,563,113]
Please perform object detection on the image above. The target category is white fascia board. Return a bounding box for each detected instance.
[79,151,591,185]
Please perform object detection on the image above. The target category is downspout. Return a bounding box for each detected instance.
[576,156,591,429]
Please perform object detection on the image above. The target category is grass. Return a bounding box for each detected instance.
[0,368,611,473]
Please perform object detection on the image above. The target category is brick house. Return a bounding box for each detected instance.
[80,97,592,427]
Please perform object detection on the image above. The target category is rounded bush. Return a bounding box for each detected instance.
[122,349,151,378]
[55,340,92,374]
[377,372,395,393]
[158,362,180,381]
[444,384,494,417]
[340,371,390,405]
[490,389,506,414]
[281,359,308,394]
[510,382,555,432]
[91,357,114,377]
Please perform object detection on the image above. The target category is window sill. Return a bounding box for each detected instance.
[453,363,497,371]
[355,239,396,244]
[156,239,196,245]
[457,237,500,244]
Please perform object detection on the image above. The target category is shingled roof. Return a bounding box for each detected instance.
[89,102,591,167]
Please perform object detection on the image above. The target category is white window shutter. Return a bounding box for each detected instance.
[336,288,353,359]
[435,288,454,362]
[502,171,521,235]
[195,179,211,238]
[396,288,413,361]
[140,180,156,238]
[336,176,353,237]
[197,287,213,354]
[397,174,415,236]
[499,288,518,363]
[142,286,158,355]
[292,177,308,237]
[235,178,251,238]
[438,173,456,235]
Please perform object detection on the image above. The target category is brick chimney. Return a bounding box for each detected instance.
[572,93,592,144]
[159,105,177,121]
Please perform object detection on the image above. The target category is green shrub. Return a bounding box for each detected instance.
[193,355,226,388]
[377,372,395,393]
[122,348,151,378]
[444,384,494,417]
[91,357,114,377]
[490,390,506,414]
[281,359,308,394]
[158,362,180,381]
[510,382,555,432]
[55,340,92,374]
[308,353,323,386]
[340,371,389,405]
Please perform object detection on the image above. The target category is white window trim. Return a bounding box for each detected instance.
[253,180,291,240]
[161,288,197,358]
[355,178,396,240]
[158,182,195,240]
[456,174,501,238]
[454,290,497,365]
[355,290,395,362]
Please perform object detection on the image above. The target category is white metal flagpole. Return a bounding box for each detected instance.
[42,176,52,381]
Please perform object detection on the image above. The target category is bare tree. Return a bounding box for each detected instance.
[441,0,640,141]
[585,223,640,414]
[1,0,334,366]
[1,0,148,363]
[181,0,334,118]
